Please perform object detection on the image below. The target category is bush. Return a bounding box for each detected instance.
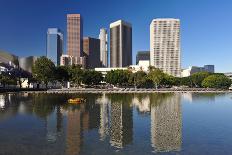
[202,75,231,89]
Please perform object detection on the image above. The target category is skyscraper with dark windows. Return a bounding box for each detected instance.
[67,14,83,65]
[110,20,132,67]
[83,37,101,69]
[46,28,63,66]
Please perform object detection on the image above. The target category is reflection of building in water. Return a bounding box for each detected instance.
[151,94,182,152]
[133,95,150,114]
[0,95,5,109]
[182,92,215,103]
[66,108,82,155]
[46,106,63,142]
[109,100,133,148]
[97,94,110,140]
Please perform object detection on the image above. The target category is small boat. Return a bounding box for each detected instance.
[68,98,86,104]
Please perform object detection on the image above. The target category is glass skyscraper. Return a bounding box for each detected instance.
[46,28,63,66]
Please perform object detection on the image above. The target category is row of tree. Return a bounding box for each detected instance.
[1,56,231,89]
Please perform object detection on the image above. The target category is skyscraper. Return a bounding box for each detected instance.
[83,37,101,69]
[110,20,132,67]
[99,28,108,67]
[46,28,63,66]
[67,14,83,65]
[150,18,181,77]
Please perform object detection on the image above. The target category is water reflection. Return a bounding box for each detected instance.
[108,94,133,148]
[150,93,182,153]
[0,93,185,154]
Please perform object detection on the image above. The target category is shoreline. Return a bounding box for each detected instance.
[0,88,231,94]
[42,88,232,94]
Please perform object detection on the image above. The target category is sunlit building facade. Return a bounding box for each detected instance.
[150,18,181,77]
[67,14,83,65]
[46,28,63,66]
[99,28,108,67]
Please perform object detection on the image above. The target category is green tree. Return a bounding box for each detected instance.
[68,65,83,87]
[190,72,211,88]
[0,72,17,88]
[202,75,231,89]
[147,68,165,89]
[32,56,56,88]
[163,74,180,87]
[82,70,103,86]
[55,66,70,86]
[129,71,149,88]
[105,70,130,87]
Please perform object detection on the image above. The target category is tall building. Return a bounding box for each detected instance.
[99,28,108,67]
[110,20,132,67]
[150,18,181,77]
[46,28,63,66]
[136,51,150,65]
[83,37,101,69]
[67,14,83,65]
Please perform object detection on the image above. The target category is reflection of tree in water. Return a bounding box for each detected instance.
[150,93,182,153]
[106,94,133,149]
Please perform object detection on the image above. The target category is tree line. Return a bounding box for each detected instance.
[0,56,231,89]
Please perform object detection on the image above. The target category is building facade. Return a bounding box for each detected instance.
[67,14,83,65]
[181,65,215,77]
[150,18,181,77]
[46,28,63,66]
[83,37,101,69]
[136,51,150,65]
[110,20,132,68]
[99,28,108,67]
[18,56,37,73]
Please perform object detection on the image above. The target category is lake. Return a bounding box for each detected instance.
[1,92,232,155]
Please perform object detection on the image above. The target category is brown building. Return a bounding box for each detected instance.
[67,14,83,65]
[83,37,101,69]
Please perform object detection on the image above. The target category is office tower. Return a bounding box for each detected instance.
[110,20,132,67]
[136,51,150,65]
[67,14,83,65]
[99,28,108,67]
[150,18,181,77]
[83,37,101,69]
[46,28,63,66]
[150,94,182,152]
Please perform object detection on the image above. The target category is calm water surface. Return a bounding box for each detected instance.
[1,92,232,155]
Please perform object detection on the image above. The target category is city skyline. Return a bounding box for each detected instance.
[1,0,232,72]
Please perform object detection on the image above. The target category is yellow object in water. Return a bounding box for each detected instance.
[68,98,86,104]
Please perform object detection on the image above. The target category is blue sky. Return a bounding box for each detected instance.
[0,0,232,72]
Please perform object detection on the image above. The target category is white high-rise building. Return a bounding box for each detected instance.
[150,18,181,77]
[99,28,108,67]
